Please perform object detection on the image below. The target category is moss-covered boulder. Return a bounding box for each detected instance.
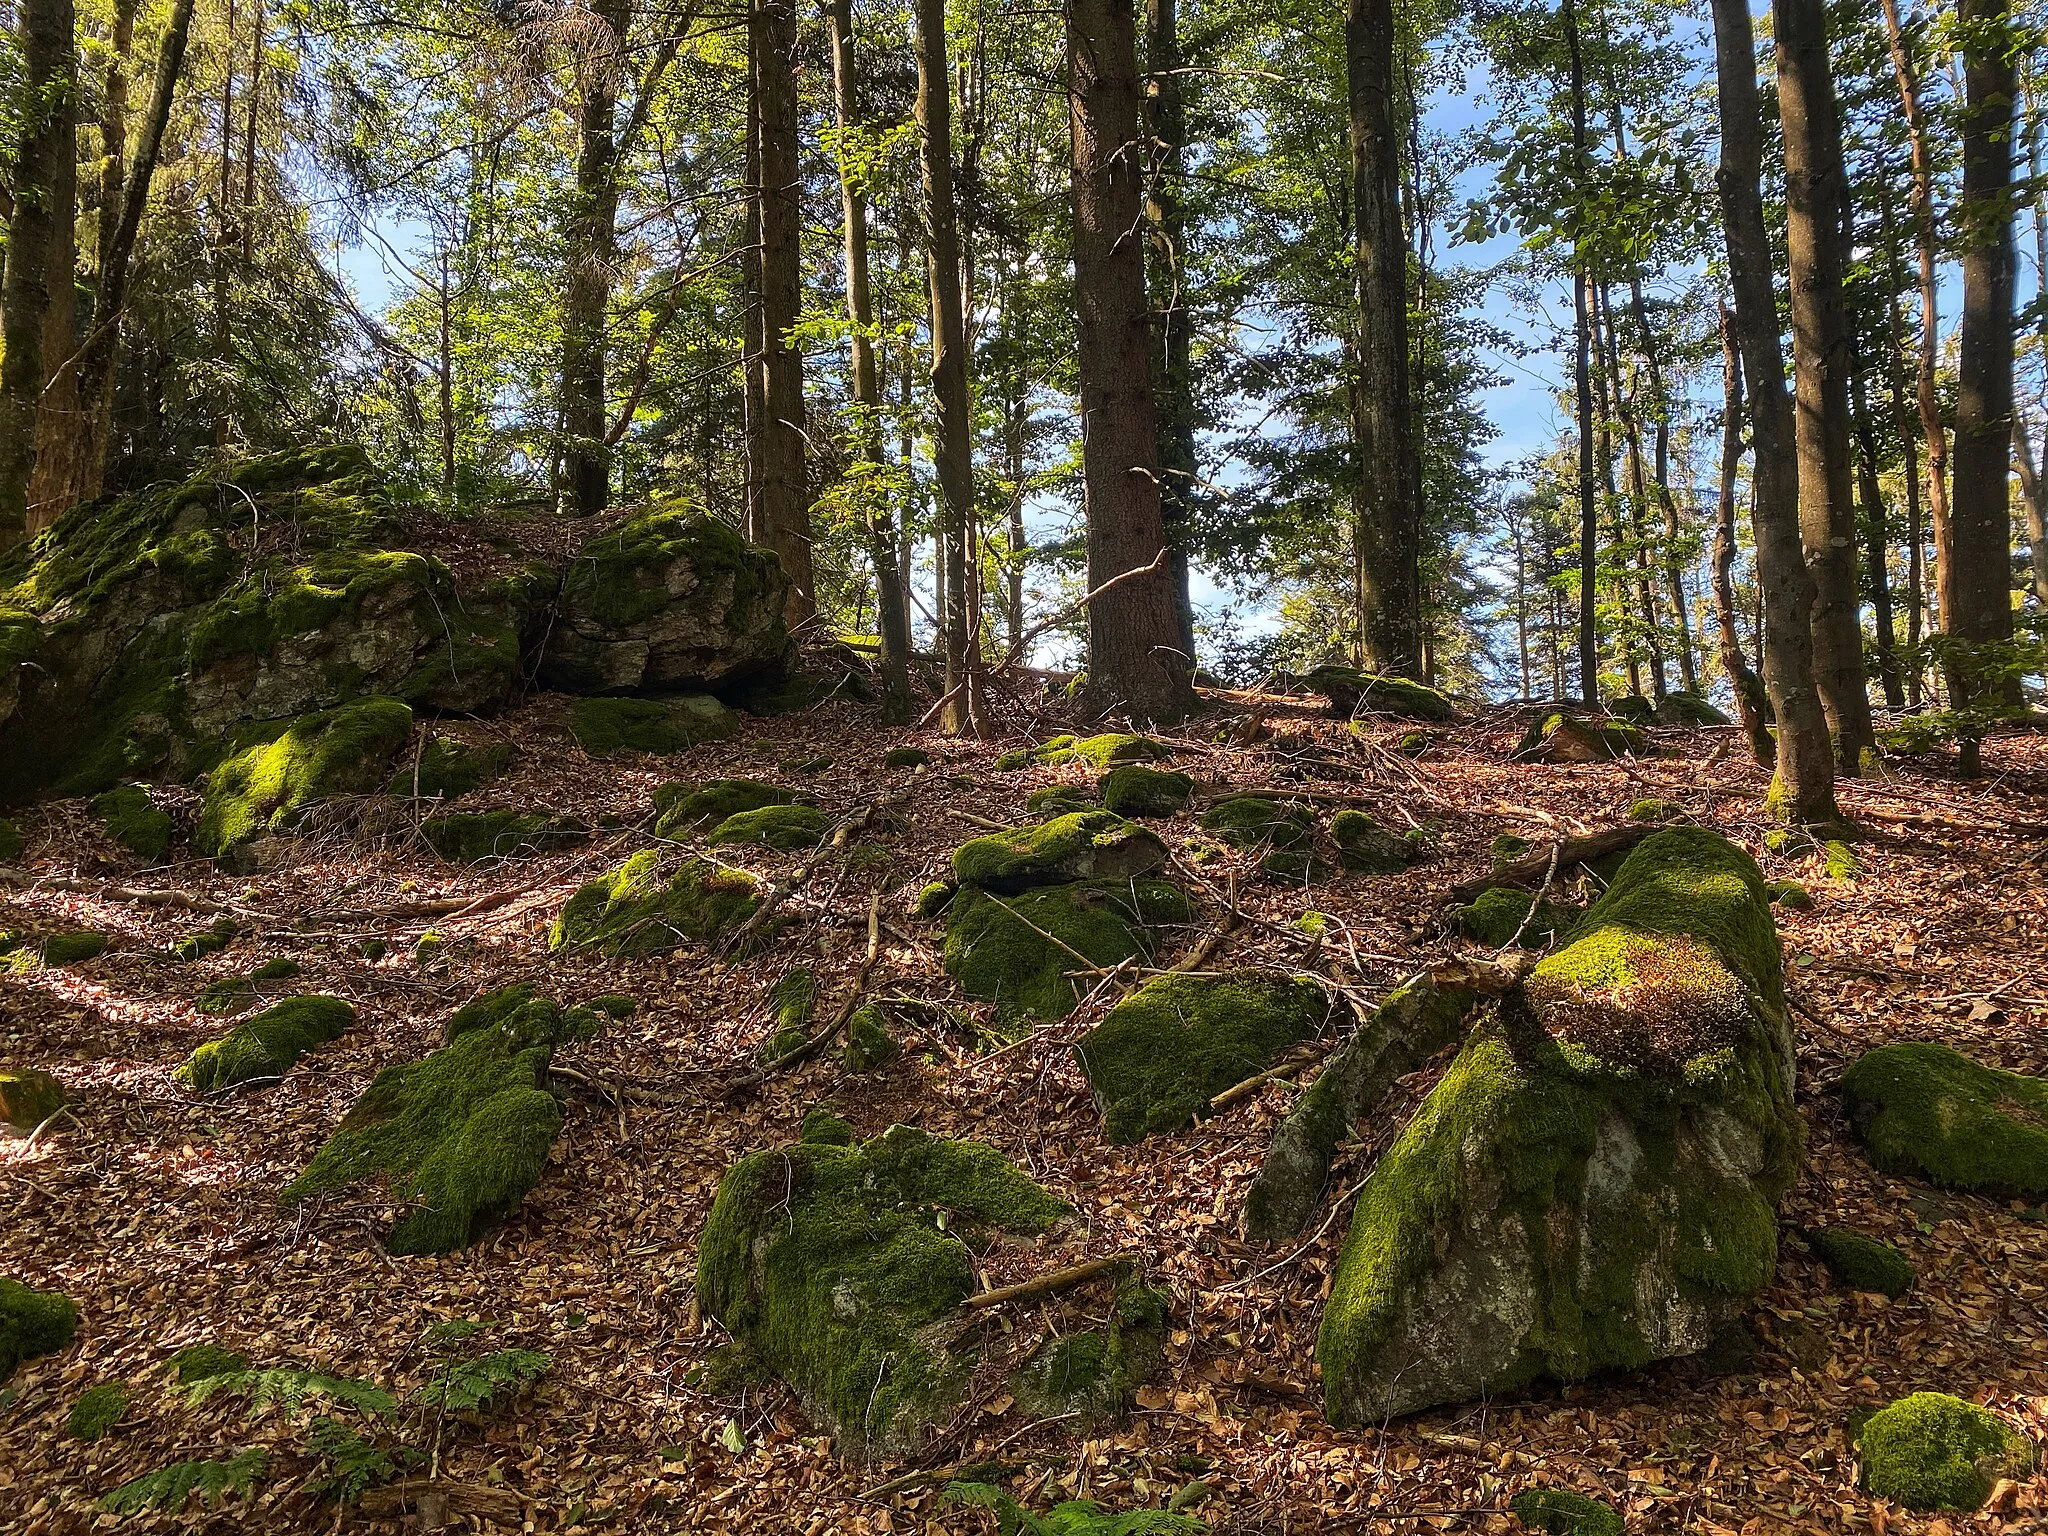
[652,777,807,838]
[883,746,932,769]
[1512,712,1651,764]
[548,851,759,956]
[1330,810,1419,874]
[844,1003,900,1072]
[1452,887,1580,947]
[0,1067,66,1131]
[1606,694,1655,725]
[421,810,586,864]
[4,928,109,967]
[68,1380,128,1440]
[944,880,1193,1022]
[281,986,569,1255]
[195,697,412,856]
[711,804,830,851]
[1317,828,1799,1422]
[390,735,510,800]
[195,957,301,1015]
[1628,797,1683,823]
[1509,1488,1623,1536]
[1841,1042,2048,1196]
[1857,1393,2036,1511]
[569,694,737,756]
[1199,796,1313,853]
[1077,974,1332,1143]
[1655,691,1730,727]
[176,996,355,1093]
[757,967,818,1062]
[0,1276,78,1379]
[953,811,1167,894]
[1301,666,1457,722]
[994,733,1171,771]
[1099,765,1193,819]
[1766,879,1812,911]
[539,505,792,696]
[93,784,174,860]
[1026,784,1100,817]
[1803,1227,1913,1297]
[696,1123,1068,1453]
[1009,1276,1167,1425]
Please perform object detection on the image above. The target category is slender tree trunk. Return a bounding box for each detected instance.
[751,0,813,622]
[742,79,765,540]
[1625,280,1698,693]
[1710,0,1840,824]
[828,0,913,721]
[1068,0,1195,721]
[439,245,456,510]
[0,0,78,545]
[1848,338,1907,706]
[2022,71,2048,608]
[1347,0,1418,677]
[1599,282,1668,697]
[1144,0,1198,659]
[1876,175,1927,704]
[1511,505,1531,697]
[558,0,627,517]
[1775,0,1876,771]
[2017,414,2048,605]
[24,46,78,526]
[1715,306,1777,766]
[1563,0,1597,704]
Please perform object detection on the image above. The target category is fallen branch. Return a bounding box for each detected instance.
[723,891,884,1093]
[1207,1047,1324,1114]
[1443,823,1658,905]
[356,1478,528,1524]
[718,809,871,957]
[960,1250,1142,1312]
[0,868,229,915]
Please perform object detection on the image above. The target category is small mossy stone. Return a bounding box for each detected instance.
[1842,1042,2048,1196]
[171,916,238,962]
[0,1276,79,1379]
[711,803,830,851]
[1655,691,1730,727]
[782,753,835,774]
[587,993,635,1019]
[1452,887,1577,947]
[1260,847,1333,884]
[1099,765,1193,819]
[1767,879,1812,910]
[1491,833,1530,870]
[177,995,355,1093]
[1303,666,1457,722]
[770,967,816,1036]
[1509,1488,1623,1536]
[40,930,107,965]
[914,881,956,919]
[0,818,21,861]
[197,698,414,856]
[1199,796,1314,852]
[952,810,1167,894]
[69,1381,129,1440]
[652,778,806,838]
[884,746,932,769]
[169,1343,249,1385]
[570,694,738,757]
[1395,730,1433,757]
[998,733,1170,771]
[0,1068,66,1131]
[800,1107,857,1146]
[1803,1227,1914,1297]
[549,851,760,956]
[423,810,585,863]
[1330,810,1417,874]
[1824,840,1860,880]
[1512,712,1651,764]
[1026,784,1099,816]
[93,784,174,861]
[390,735,511,800]
[844,1004,900,1073]
[1009,1278,1167,1425]
[1628,797,1683,823]
[196,957,302,1015]
[1857,1392,2036,1511]
[944,880,1193,1022]
[1078,973,1332,1143]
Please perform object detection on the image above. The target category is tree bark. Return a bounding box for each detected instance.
[1067,0,1195,721]
[1774,0,1875,770]
[1875,174,1927,703]
[24,36,78,526]
[559,0,628,518]
[1597,280,1668,698]
[2022,70,2048,609]
[1563,0,1597,705]
[1848,333,1906,706]
[1626,279,1698,694]
[1710,0,1840,824]
[1715,306,1777,766]
[1144,0,1198,658]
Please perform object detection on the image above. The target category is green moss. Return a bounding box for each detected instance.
[0,1067,66,1130]
[845,1004,900,1072]
[884,746,933,768]
[171,916,238,961]
[1198,796,1314,853]
[0,817,21,861]
[1099,765,1194,818]
[953,811,1167,893]
[1857,1393,2036,1511]
[421,811,585,864]
[769,967,816,1040]
[782,753,835,774]
[548,850,760,956]
[1513,713,1651,763]
[1330,810,1417,874]
[914,881,956,918]
[1656,691,1729,727]
[945,880,1192,1022]
[570,694,738,757]
[998,734,1171,772]
[1607,694,1655,725]
[1491,833,1531,870]
[1842,1042,2048,1195]
[390,736,511,800]
[1009,1277,1167,1424]
[169,1343,250,1385]
[1303,667,1457,721]
[1453,888,1578,947]
[558,503,784,633]
[414,930,446,967]
[1078,974,1331,1143]
[69,1380,130,1440]
[695,1124,1067,1451]
[0,1276,78,1379]
[801,1107,858,1146]
[1823,840,1860,880]
[587,993,636,1019]
[1026,784,1100,816]
[177,996,355,1094]
[1628,798,1682,823]
[195,957,301,1015]
[197,698,413,856]
[1766,879,1812,910]
[92,784,174,860]
[281,1001,567,1255]
[1509,1488,1623,1536]
[711,804,830,851]
[39,930,107,964]
[652,778,806,838]
[1395,729,1433,756]
[1879,716,1950,757]
[1803,1227,1913,1297]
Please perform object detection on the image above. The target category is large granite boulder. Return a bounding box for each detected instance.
[1317,828,1800,1423]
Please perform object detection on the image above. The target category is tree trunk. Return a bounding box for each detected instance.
[1598,281,1668,698]
[1144,0,1197,659]
[559,0,627,518]
[1848,335,1906,706]
[1563,0,1597,705]
[1774,0,1875,771]
[2022,75,2048,608]
[1710,0,1840,824]
[1875,174,1927,704]
[0,0,78,546]
[1068,0,1195,722]
[24,43,78,527]
[1715,306,1777,766]
[1347,0,1418,678]
[1625,280,1698,694]
[828,0,913,721]
[751,0,813,623]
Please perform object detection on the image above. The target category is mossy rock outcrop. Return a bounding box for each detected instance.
[711,803,830,851]
[953,811,1167,894]
[1199,796,1314,853]
[653,777,808,838]
[1077,974,1332,1143]
[1098,765,1193,818]
[390,735,510,800]
[196,957,300,1015]
[1026,784,1100,817]
[177,996,354,1093]
[1841,1042,2048,1196]
[696,1122,1068,1453]
[1856,1393,2036,1511]
[1330,810,1420,874]
[422,810,586,864]
[1512,712,1651,764]
[548,850,759,956]
[944,880,1193,1022]
[0,1276,78,1379]
[1802,1226,1914,1297]
[1452,887,1580,947]
[1009,1276,1167,1425]
[0,1067,66,1131]
[569,694,738,757]
[196,698,413,857]
[93,784,174,861]
[1317,828,1800,1422]
[1301,666,1457,722]
[993,733,1171,772]
[3,928,108,967]
[281,986,570,1255]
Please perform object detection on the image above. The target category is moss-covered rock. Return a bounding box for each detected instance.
[1302,666,1457,722]
[711,803,830,851]
[913,880,956,919]
[282,987,569,1255]
[1628,797,1683,823]
[177,996,355,1093]
[1330,810,1420,874]
[695,1124,1067,1452]
[170,916,238,962]
[1856,1393,2036,1511]
[1317,828,1799,1423]
[1512,713,1651,764]
[1099,765,1193,819]
[1453,887,1579,947]
[1766,879,1812,911]
[68,1380,129,1440]
[995,733,1172,771]
[548,851,759,956]
[421,810,586,864]
[1199,796,1314,854]
[35,930,107,965]
[1509,1488,1623,1536]
[1009,1277,1167,1425]
[1655,691,1730,727]
[844,1003,901,1072]
[1026,784,1100,817]
[389,735,511,800]
[196,697,412,856]
[0,817,21,860]
[653,777,808,838]
[168,1343,250,1385]
[1841,1042,2048,1196]
[883,746,932,769]
[1491,833,1530,870]
[1803,1227,1914,1297]
[569,694,737,757]
[195,957,301,1015]
[0,1276,78,1379]
[758,967,818,1062]
[1078,974,1332,1143]
[93,784,174,861]
[1823,839,1860,880]
[539,504,792,696]
[953,811,1167,894]
[0,1067,66,1131]
[944,880,1193,1022]
[1607,694,1655,725]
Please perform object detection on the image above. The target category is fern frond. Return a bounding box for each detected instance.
[99,1449,267,1513]
[307,1417,419,1501]
[412,1347,552,1411]
[182,1366,397,1417]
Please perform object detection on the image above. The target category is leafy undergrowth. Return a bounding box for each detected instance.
[1,688,2046,1532]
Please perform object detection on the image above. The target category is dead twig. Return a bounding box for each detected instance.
[960,1250,1142,1311]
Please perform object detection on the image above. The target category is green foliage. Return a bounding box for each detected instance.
[548,850,760,955]
[711,803,830,851]
[99,1449,268,1514]
[177,995,355,1092]
[1508,1487,1623,1535]
[307,1417,412,1501]
[0,1275,78,1379]
[69,1381,130,1440]
[412,1348,553,1412]
[569,695,737,757]
[197,698,414,856]
[1856,1393,2036,1511]
[1803,1227,1914,1297]
[1099,765,1194,818]
[941,1482,1206,1536]
[944,880,1194,1021]
[93,785,175,861]
[995,734,1173,771]
[169,1344,250,1385]
[953,811,1167,893]
[1841,1042,2048,1196]
[181,1365,399,1417]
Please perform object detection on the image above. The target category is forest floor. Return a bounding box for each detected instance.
[3,688,2047,1535]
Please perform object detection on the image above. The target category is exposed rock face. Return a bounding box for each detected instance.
[1316,828,1800,1423]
